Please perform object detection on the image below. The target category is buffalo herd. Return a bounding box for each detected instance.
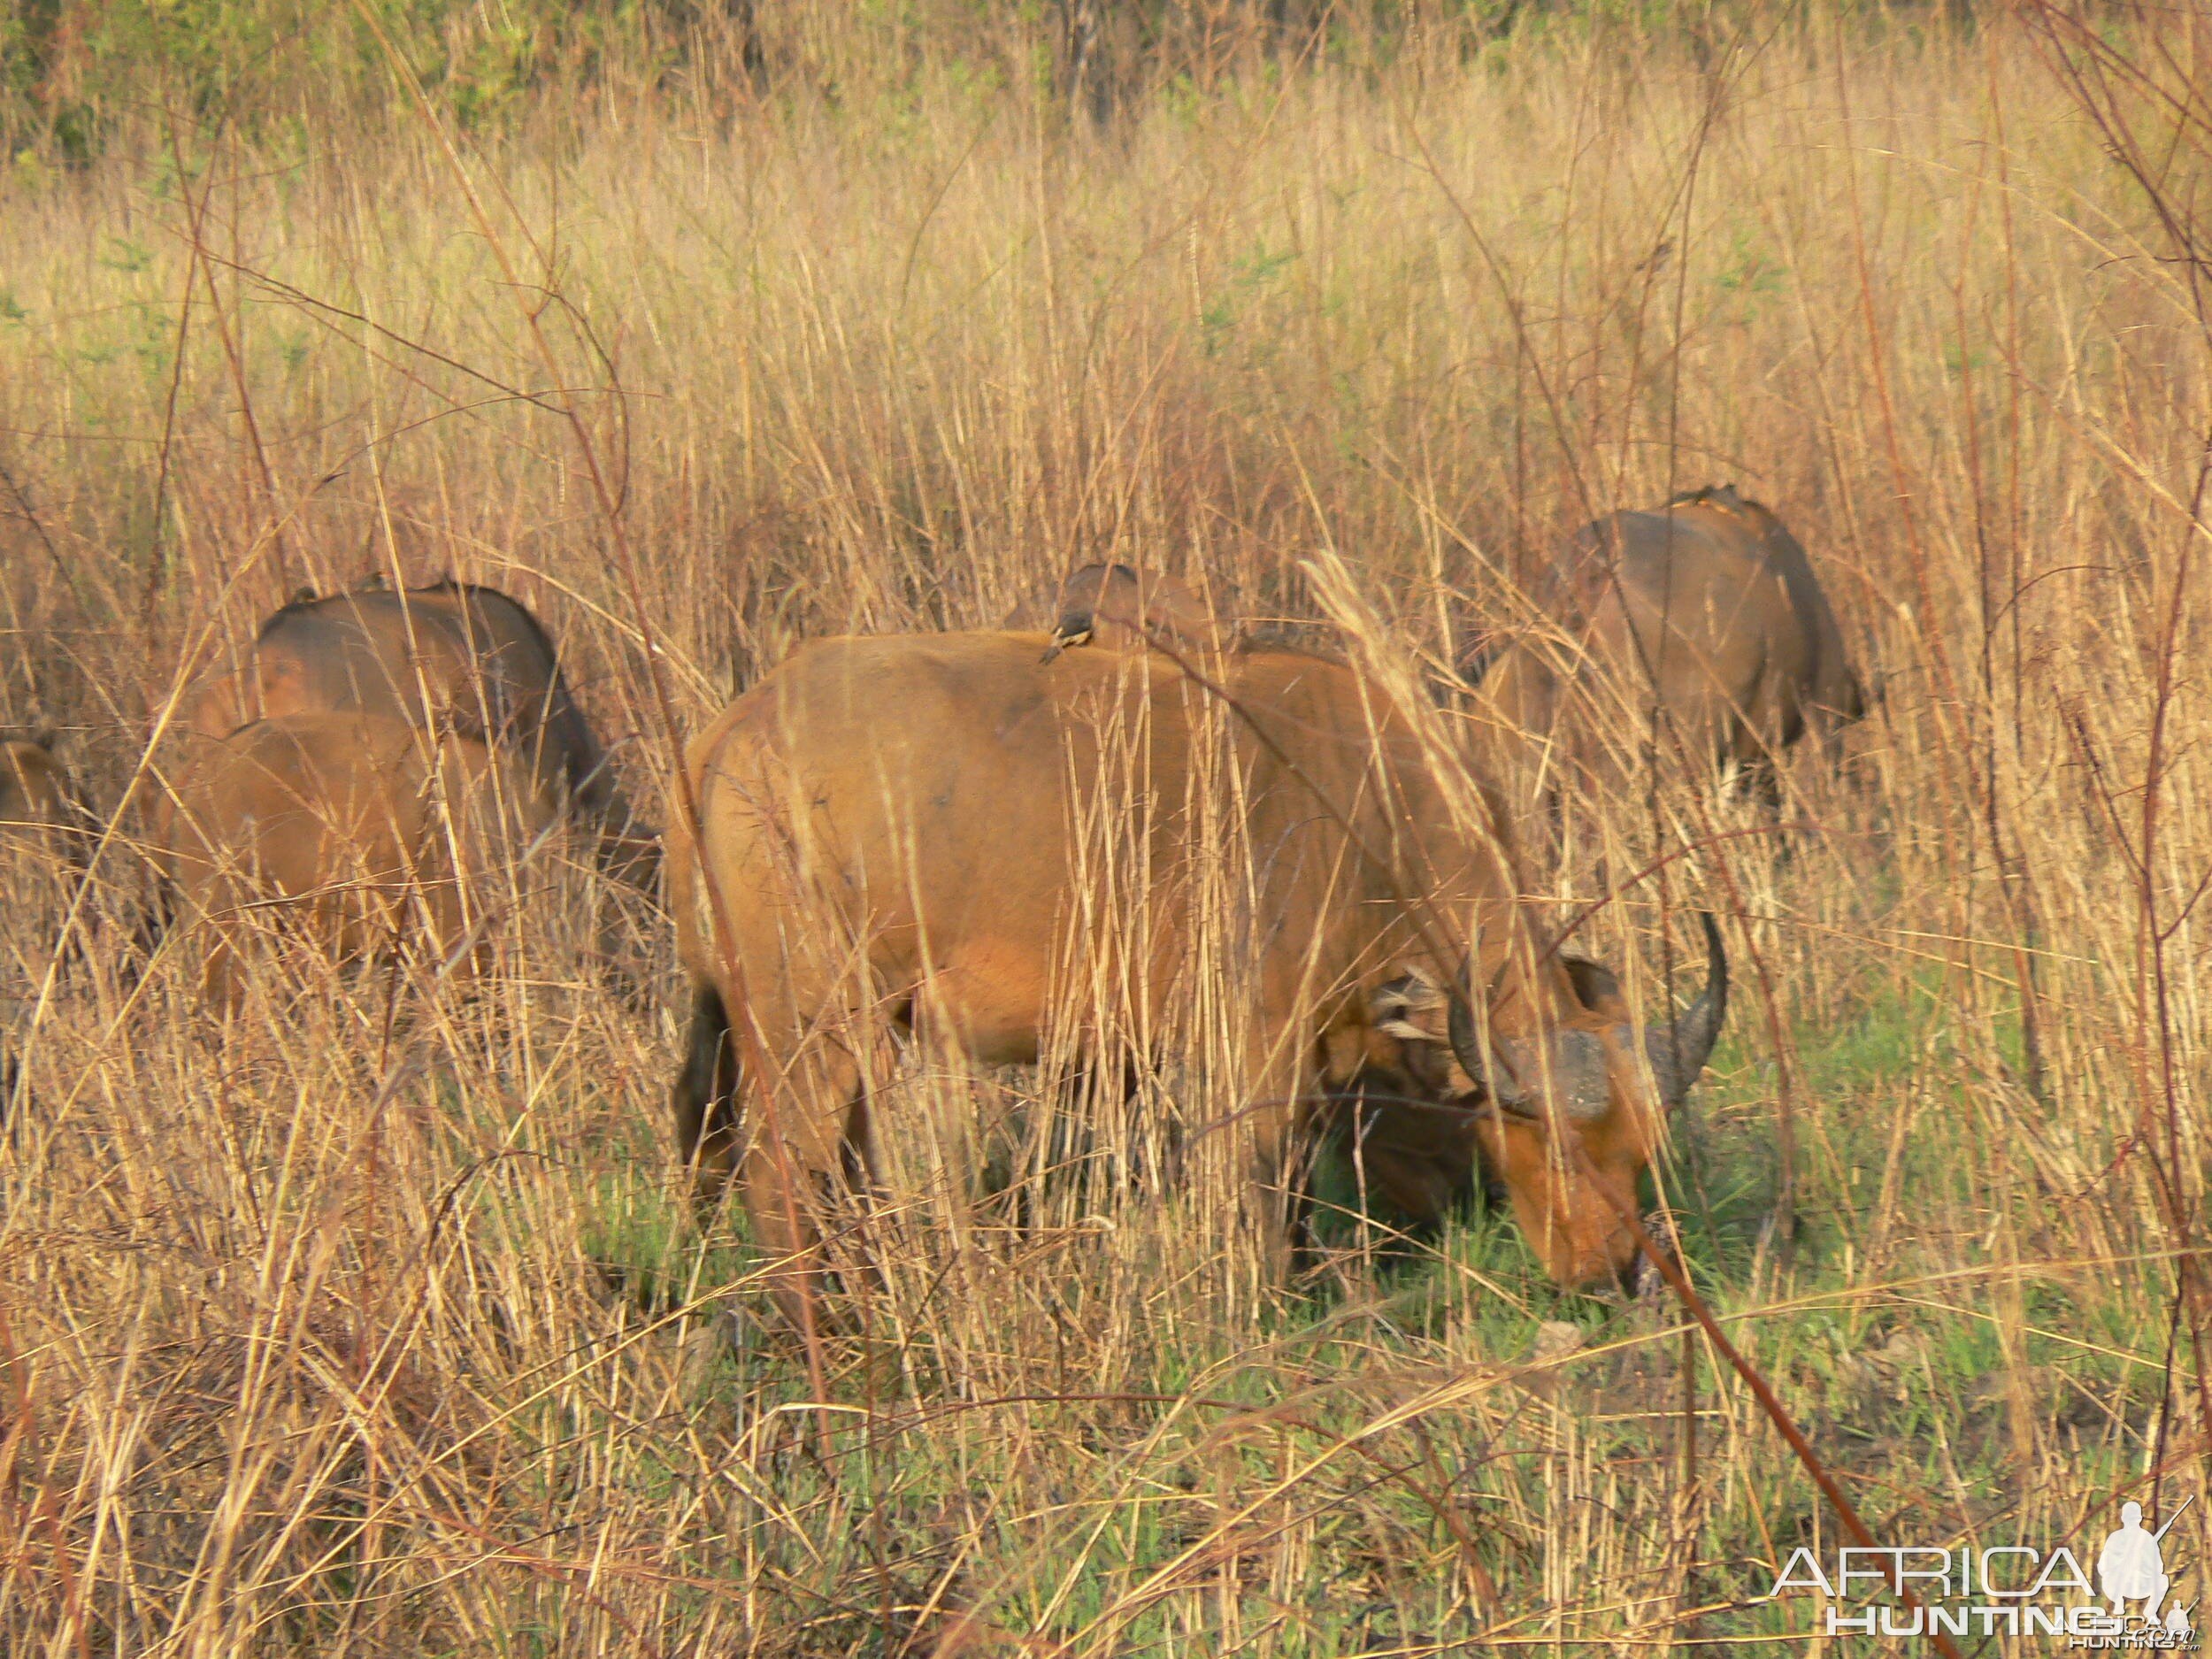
[4,485,1869,1316]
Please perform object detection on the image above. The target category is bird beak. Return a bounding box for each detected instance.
[1040,626,1091,664]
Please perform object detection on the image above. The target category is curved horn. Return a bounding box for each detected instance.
[1448,966,1532,1111]
[1647,912,1728,1108]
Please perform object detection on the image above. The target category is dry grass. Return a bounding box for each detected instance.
[0,4,2207,1652]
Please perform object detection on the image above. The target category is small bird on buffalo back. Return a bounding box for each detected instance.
[1007,563,1230,664]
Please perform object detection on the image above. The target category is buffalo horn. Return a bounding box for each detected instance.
[1647,912,1728,1107]
[1448,968,1532,1112]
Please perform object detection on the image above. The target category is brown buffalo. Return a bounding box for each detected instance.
[152,711,559,1010]
[1002,564,1229,662]
[187,579,654,884]
[666,632,1724,1317]
[1470,486,1864,800]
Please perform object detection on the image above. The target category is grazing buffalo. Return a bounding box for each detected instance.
[1469,486,1864,799]
[152,712,558,1010]
[666,632,1725,1318]
[187,579,654,884]
[1002,564,1229,661]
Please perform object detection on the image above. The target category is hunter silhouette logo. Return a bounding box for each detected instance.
[1765,1496,2198,1647]
[2101,1502,2179,1624]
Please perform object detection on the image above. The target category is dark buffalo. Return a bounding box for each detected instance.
[186,579,654,885]
[1470,486,1865,800]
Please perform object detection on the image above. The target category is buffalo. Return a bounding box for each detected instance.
[186,578,654,886]
[666,631,1725,1318]
[1002,563,1229,662]
[1469,486,1864,803]
[151,711,558,1010]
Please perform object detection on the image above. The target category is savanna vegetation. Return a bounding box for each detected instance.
[0,0,2207,1651]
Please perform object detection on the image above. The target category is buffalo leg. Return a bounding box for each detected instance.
[1226,1033,1310,1288]
[1250,1118,1303,1287]
[1281,1112,1328,1279]
[737,1014,881,1333]
[1740,757,1783,814]
[672,979,742,1211]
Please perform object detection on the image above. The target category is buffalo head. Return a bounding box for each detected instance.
[1444,913,1727,1290]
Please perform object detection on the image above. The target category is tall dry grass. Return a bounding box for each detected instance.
[0,3,2206,1651]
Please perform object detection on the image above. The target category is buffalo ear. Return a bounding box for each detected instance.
[1559,955,1621,1014]
[1367,968,1443,1026]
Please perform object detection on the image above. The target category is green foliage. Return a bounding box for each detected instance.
[0,0,703,158]
[1714,221,1786,313]
[0,0,1972,164]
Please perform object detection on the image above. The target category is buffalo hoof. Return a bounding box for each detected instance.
[1622,1251,1661,1300]
[1624,1210,1683,1298]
